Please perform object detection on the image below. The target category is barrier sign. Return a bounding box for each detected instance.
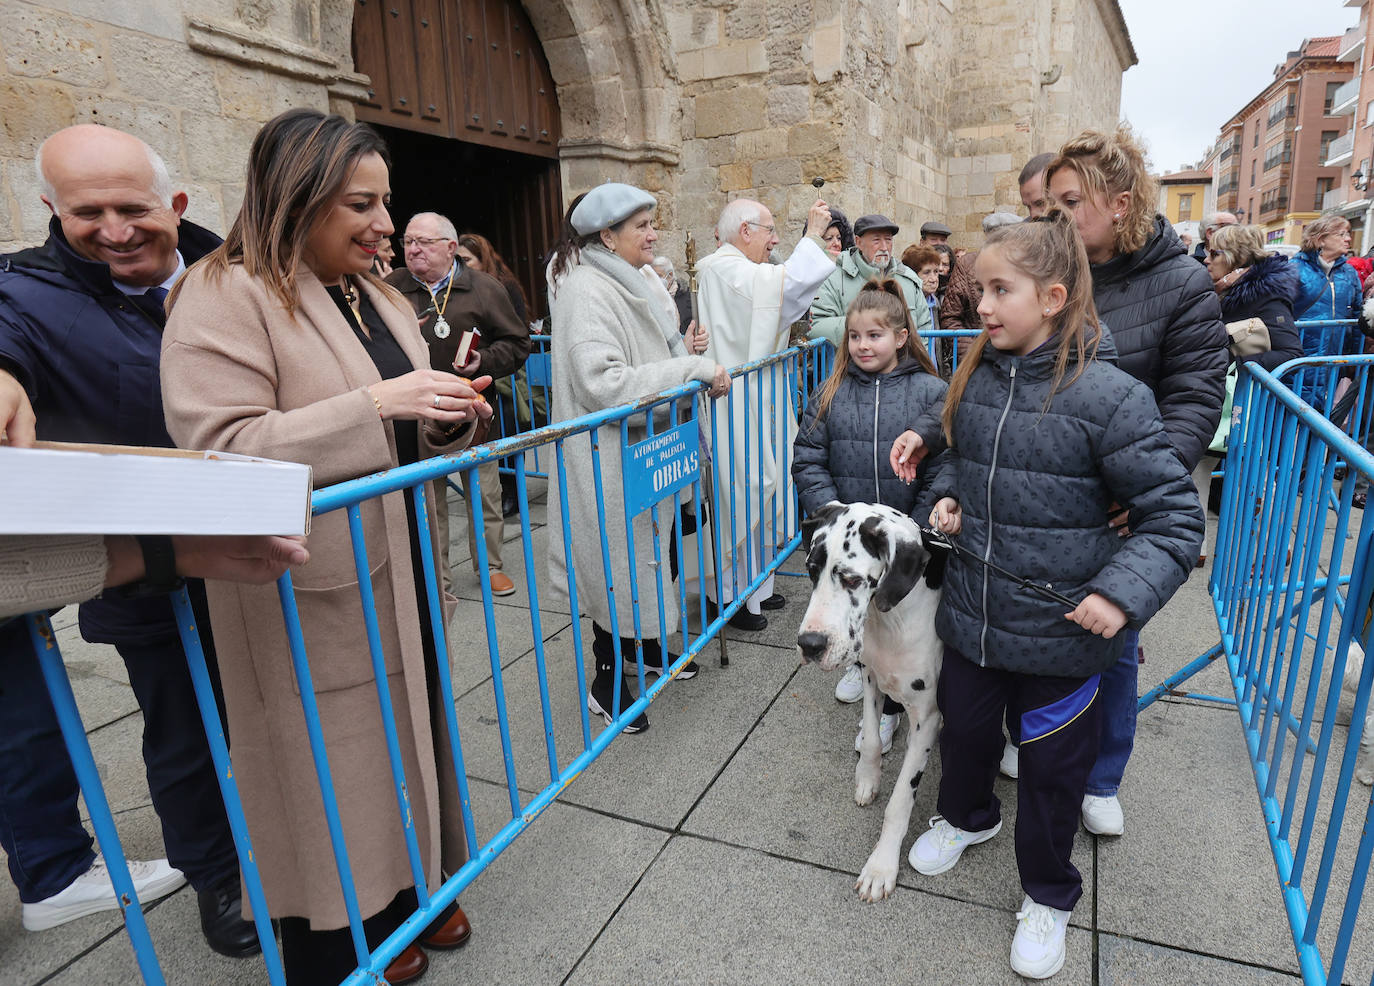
[624,421,700,517]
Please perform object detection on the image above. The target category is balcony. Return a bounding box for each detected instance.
[1332,76,1360,116]
[1339,23,1365,62]
[1326,129,1355,166]
[1267,104,1296,132]
[1258,195,1290,221]
[1324,185,1348,212]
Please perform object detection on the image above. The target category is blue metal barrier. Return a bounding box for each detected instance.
[20,339,832,985]
[1142,352,1374,984]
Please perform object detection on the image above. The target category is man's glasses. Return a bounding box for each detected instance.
[403,236,449,248]
[746,221,776,235]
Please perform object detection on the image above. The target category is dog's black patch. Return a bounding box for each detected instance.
[855,660,864,669]
[805,541,828,586]
[911,678,926,691]
[922,543,947,590]
[867,518,927,613]
[909,769,924,791]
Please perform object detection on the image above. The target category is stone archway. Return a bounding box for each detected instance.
[519,0,681,195]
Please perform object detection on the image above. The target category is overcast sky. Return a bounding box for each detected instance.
[1118,0,1358,172]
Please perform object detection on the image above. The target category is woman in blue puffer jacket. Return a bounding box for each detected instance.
[1291,215,1363,407]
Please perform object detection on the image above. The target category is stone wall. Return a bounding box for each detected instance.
[1,0,1134,260]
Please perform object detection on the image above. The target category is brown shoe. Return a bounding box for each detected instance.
[383,944,428,984]
[420,905,472,950]
[488,570,516,597]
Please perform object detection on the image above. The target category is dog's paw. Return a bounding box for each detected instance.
[1355,759,1374,786]
[855,852,899,902]
[855,766,881,806]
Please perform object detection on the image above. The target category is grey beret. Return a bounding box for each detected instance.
[981,211,1023,232]
[853,214,899,237]
[919,221,953,236]
[571,182,657,235]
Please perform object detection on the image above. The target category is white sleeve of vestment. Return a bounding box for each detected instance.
[780,237,840,326]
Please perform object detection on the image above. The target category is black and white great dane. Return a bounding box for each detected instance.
[797,502,946,902]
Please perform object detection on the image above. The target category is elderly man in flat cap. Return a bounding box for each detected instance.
[809,214,932,347]
[691,196,834,630]
[919,220,953,246]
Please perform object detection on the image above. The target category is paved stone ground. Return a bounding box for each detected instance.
[4,485,1370,985]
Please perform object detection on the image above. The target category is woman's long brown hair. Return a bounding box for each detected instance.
[170,109,399,315]
[458,232,529,312]
[810,277,937,424]
[940,209,1103,445]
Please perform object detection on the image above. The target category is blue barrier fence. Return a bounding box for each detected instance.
[20,338,833,985]
[1141,347,1374,984]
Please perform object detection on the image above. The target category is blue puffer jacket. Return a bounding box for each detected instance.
[929,336,1204,677]
[1291,249,1362,350]
[793,354,950,520]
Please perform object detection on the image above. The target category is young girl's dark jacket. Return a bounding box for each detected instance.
[928,335,1204,678]
[793,354,951,520]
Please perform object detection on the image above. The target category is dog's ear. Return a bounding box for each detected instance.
[801,501,844,553]
[861,515,928,612]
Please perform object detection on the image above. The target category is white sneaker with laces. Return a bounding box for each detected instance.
[23,858,186,931]
[999,740,1020,779]
[1010,895,1070,979]
[1081,794,1124,835]
[834,664,864,703]
[854,713,899,755]
[908,815,1002,875]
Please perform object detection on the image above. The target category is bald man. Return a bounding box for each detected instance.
[0,125,257,956]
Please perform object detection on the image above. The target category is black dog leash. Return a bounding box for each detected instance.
[919,526,1082,610]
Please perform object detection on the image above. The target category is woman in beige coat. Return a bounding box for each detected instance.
[161,110,490,986]
[545,182,730,734]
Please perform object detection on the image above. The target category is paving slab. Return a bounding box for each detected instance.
[453,618,798,832]
[1097,933,1301,985]
[568,834,1094,985]
[1097,698,1300,973]
[681,638,1093,922]
[0,805,174,984]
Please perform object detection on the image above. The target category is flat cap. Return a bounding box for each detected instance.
[919,221,953,237]
[853,214,899,237]
[570,182,657,236]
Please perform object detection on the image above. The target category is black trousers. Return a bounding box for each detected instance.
[935,648,1101,911]
[0,588,237,901]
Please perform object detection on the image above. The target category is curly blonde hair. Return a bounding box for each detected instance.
[1045,125,1158,257]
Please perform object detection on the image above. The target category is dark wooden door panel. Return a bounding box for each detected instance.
[354,0,560,157]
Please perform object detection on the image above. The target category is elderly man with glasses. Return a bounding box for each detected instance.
[808,213,932,348]
[385,211,530,598]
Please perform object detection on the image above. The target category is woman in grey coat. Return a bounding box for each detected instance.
[546,182,730,733]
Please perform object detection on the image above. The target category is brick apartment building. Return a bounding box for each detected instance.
[1204,36,1352,247]
[1319,0,1374,254]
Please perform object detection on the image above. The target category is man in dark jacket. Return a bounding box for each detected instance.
[385,211,530,597]
[0,124,256,956]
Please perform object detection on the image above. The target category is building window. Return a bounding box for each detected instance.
[1367,100,1374,126]
[1254,128,1259,148]
[1316,176,1335,210]
[1326,81,1343,114]
[1178,193,1193,221]
[1320,130,1340,160]
[1251,161,1257,186]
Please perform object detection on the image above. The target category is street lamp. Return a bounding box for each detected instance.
[1353,169,1367,192]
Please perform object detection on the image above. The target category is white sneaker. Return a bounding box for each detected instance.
[999,740,1020,779]
[835,664,864,703]
[23,858,186,931]
[908,815,1002,875]
[1081,794,1124,836]
[1010,895,1070,979]
[854,713,899,754]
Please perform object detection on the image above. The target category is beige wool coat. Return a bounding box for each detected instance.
[547,259,715,638]
[161,265,473,930]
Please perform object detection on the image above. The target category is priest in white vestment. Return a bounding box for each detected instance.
[692,198,836,629]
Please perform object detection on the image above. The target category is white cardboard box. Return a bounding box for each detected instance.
[0,442,312,535]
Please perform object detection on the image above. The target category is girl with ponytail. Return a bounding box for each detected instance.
[898,210,1203,979]
[793,277,949,752]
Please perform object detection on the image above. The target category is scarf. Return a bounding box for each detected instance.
[581,243,686,356]
[850,249,890,281]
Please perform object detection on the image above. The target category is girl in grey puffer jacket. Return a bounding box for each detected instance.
[903,213,1202,980]
[793,278,950,751]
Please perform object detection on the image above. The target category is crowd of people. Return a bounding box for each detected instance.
[0,109,1369,986]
